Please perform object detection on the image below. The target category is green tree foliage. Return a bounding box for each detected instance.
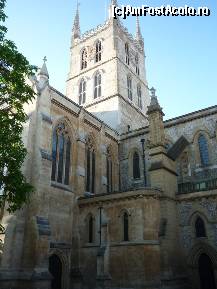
[0,0,36,232]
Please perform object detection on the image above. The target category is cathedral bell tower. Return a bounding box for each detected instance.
[66,0,150,133]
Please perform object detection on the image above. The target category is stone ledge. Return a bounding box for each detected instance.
[78,188,161,207]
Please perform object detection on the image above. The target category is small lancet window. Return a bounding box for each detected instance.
[95,40,102,63]
[133,151,140,179]
[86,138,95,194]
[123,212,129,241]
[137,84,142,109]
[195,217,206,238]
[127,75,132,100]
[198,134,209,166]
[135,54,140,75]
[106,147,113,194]
[81,48,87,70]
[125,43,130,65]
[51,123,71,185]
[79,79,86,105]
[94,72,102,98]
[88,215,94,243]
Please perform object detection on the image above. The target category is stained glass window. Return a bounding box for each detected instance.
[51,123,71,185]
[198,134,209,166]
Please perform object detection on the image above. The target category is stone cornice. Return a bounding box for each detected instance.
[176,189,217,202]
[78,188,161,207]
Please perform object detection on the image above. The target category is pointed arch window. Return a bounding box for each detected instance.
[198,134,209,166]
[125,43,130,65]
[81,48,87,70]
[135,54,140,75]
[79,79,86,105]
[95,40,102,63]
[127,75,132,100]
[133,151,140,179]
[86,138,95,194]
[51,123,71,185]
[123,212,129,241]
[195,217,206,238]
[94,72,102,99]
[137,84,142,109]
[106,147,113,194]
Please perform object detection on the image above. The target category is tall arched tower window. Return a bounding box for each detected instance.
[195,216,206,238]
[137,84,142,109]
[51,123,71,185]
[95,40,102,63]
[198,134,209,166]
[135,54,140,75]
[79,79,86,105]
[81,48,87,70]
[94,72,102,99]
[106,147,113,193]
[123,212,129,241]
[125,43,130,65]
[133,152,140,179]
[127,75,132,100]
[86,138,95,194]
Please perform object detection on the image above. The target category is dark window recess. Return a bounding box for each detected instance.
[81,49,87,70]
[198,134,209,166]
[85,143,95,194]
[95,40,102,62]
[107,157,113,193]
[133,152,140,179]
[91,152,95,194]
[123,212,129,241]
[195,217,206,238]
[125,43,130,65]
[88,215,94,243]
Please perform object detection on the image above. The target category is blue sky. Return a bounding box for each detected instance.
[5,0,217,120]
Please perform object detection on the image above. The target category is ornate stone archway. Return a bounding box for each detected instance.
[188,242,217,289]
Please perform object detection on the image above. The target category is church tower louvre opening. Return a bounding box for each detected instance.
[66,0,150,133]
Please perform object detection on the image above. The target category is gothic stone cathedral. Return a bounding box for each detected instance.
[0,1,217,289]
